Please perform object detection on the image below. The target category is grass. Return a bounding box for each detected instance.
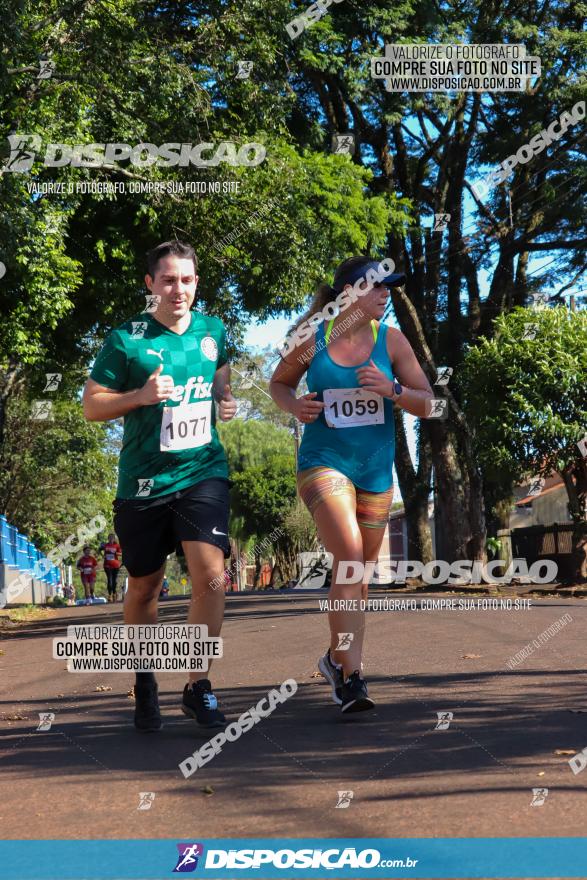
[0,604,57,624]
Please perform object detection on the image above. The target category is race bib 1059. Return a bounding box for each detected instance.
[322,388,384,429]
[160,400,212,451]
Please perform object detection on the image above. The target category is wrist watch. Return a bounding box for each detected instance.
[391,379,403,399]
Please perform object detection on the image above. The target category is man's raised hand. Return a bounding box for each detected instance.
[140,364,174,405]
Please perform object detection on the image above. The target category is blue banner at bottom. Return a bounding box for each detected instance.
[1,838,586,879]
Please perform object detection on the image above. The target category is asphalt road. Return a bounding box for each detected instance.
[1,589,587,876]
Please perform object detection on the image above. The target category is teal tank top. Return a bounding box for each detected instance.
[297,319,396,492]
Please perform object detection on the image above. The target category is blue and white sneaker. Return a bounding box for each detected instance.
[181,679,226,728]
[318,649,344,705]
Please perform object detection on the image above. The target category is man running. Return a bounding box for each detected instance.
[270,256,433,714]
[83,240,236,731]
[100,532,122,602]
[76,545,98,605]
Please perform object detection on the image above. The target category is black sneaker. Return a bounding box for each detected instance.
[341,670,375,714]
[318,649,343,705]
[181,679,226,728]
[134,681,162,732]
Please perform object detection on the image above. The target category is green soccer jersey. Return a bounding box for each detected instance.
[90,310,229,500]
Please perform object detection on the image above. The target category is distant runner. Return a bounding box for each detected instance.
[100,533,122,602]
[270,256,433,714]
[76,545,98,605]
[83,240,236,732]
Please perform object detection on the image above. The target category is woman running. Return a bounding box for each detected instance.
[76,545,98,605]
[100,533,122,602]
[270,256,433,713]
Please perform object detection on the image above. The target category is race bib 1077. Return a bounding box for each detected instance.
[160,400,212,451]
[322,388,384,428]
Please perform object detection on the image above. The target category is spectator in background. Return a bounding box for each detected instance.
[76,546,98,605]
[100,532,122,602]
[159,575,170,600]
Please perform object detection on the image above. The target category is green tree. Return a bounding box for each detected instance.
[460,306,587,579]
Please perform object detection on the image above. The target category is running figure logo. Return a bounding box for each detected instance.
[336,633,354,652]
[236,60,253,79]
[331,134,355,154]
[31,401,53,420]
[434,367,453,387]
[530,788,549,807]
[38,59,55,80]
[426,398,448,419]
[173,843,204,873]
[36,712,55,732]
[137,792,156,810]
[435,711,453,730]
[136,478,154,497]
[335,790,354,808]
[2,134,41,172]
[144,294,161,313]
[43,373,62,392]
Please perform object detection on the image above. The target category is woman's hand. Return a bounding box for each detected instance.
[293,392,325,423]
[356,359,396,398]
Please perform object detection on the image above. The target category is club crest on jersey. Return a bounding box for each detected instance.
[200,336,218,361]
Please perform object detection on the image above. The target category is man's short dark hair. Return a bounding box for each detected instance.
[146,240,198,278]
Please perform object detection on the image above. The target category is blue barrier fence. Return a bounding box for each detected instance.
[0,514,60,587]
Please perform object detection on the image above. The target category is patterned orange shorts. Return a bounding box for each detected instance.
[297,466,394,529]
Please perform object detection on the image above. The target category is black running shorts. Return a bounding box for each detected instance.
[112,478,231,578]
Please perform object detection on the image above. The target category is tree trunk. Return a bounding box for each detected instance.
[430,419,487,563]
[561,460,587,582]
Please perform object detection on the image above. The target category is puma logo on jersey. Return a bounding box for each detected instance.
[147,348,164,361]
[169,375,214,404]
